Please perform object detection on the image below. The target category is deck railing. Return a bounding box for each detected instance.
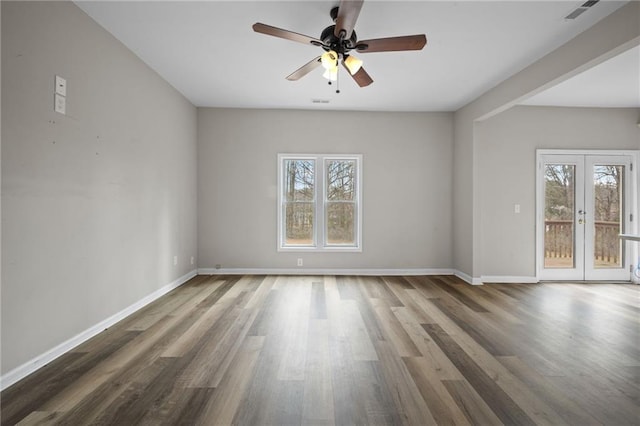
[545,220,621,264]
[545,220,574,260]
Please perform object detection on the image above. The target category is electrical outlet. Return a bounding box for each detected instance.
[297,258,303,267]
[173,255,178,266]
[190,256,194,265]
[514,204,521,214]
[54,93,66,115]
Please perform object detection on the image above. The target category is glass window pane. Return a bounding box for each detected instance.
[285,202,314,245]
[593,165,623,269]
[544,164,575,269]
[326,202,355,245]
[326,160,355,201]
[284,160,314,202]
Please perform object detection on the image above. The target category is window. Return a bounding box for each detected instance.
[278,154,362,251]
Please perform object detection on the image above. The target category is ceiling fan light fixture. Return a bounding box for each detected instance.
[322,67,338,81]
[321,50,339,70]
[344,55,363,75]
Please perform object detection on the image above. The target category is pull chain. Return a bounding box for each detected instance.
[326,59,340,94]
[328,66,340,94]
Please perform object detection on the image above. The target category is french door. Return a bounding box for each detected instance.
[537,152,634,281]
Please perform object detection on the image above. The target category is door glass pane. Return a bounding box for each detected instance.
[544,164,575,268]
[593,165,623,268]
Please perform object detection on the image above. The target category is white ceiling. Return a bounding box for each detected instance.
[522,44,640,108]
[75,1,636,112]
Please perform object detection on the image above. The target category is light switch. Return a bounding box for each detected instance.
[55,75,67,96]
[514,204,521,214]
[54,93,66,115]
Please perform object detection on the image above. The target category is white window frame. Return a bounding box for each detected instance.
[277,154,362,252]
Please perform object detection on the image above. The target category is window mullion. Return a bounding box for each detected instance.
[316,158,325,248]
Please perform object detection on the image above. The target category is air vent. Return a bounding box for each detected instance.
[311,99,330,104]
[565,0,600,20]
[565,8,588,19]
[581,0,600,7]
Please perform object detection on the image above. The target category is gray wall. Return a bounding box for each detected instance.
[1,1,197,374]
[452,109,475,279]
[451,2,639,281]
[476,106,640,278]
[198,108,453,271]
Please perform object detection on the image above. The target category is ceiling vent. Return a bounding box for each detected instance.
[311,99,330,104]
[565,0,600,20]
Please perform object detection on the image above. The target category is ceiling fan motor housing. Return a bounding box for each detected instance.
[320,25,358,57]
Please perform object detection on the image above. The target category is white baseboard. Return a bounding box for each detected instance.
[453,271,538,284]
[197,267,456,277]
[0,269,197,391]
[481,275,539,284]
[453,270,483,285]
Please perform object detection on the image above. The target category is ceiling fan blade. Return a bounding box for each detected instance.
[286,57,322,81]
[342,61,373,87]
[334,0,364,39]
[253,23,323,46]
[356,34,427,53]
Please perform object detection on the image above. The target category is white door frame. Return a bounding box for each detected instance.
[536,149,639,281]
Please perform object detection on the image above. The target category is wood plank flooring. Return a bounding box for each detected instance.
[2,275,639,425]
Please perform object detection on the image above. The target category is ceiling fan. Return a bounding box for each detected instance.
[252,0,427,88]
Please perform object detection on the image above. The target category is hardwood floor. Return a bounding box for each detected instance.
[2,275,639,425]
